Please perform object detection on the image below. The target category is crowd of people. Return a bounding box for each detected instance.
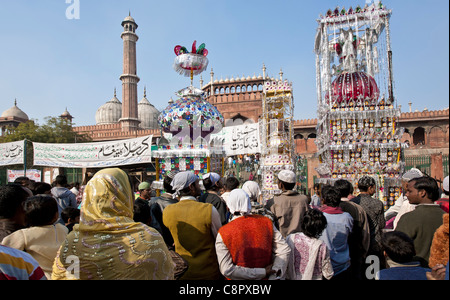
[0,167,448,281]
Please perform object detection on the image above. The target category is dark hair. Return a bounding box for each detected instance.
[29,182,52,195]
[410,176,440,201]
[163,175,175,194]
[61,207,80,223]
[133,199,151,225]
[334,180,353,198]
[54,175,68,186]
[280,180,296,191]
[225,177,240,191]
[301,209,327,239]
[321,186,341,207]
[358,176,376,192]
[0,184,30,219]
[203,176,222,191]
[14,177,30,187]
[381,231,416,264]
[23,195,58,227]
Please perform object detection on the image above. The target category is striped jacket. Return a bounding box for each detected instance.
[0,245,46,280]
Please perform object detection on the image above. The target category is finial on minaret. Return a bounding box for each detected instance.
[14,98,17,106]
[262,63,267,79]
[199,76,204,88]
[144,86,147,98]
[114,87,117,97]
[279,68,284,80]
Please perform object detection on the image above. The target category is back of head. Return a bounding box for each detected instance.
[410,176,440,201]
[225,177,240,191]
[54,175,68,187]
[321,186,341,207]
[301,209,328,239]
[358,176,376,192]
[381,231,416,264]
[0,184,30,219]
[334,179,353,198]
[29,182,52,195]
[61,207,80,224]
[203,173,221,191]
[23,195,58,227]
[14,177,30,187]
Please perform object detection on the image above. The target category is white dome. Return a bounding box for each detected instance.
[138,88,160,129]
[1,100,29,120]
[95,91,122,125]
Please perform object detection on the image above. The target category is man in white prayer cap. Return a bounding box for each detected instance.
[391,168,424,229]
[265,170,309,238]
[385,168,424,220]
[199,173,228,225]
[162,171,222,280]
[215,189,291,280]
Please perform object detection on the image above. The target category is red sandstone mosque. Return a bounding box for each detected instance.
[1,15,448,190]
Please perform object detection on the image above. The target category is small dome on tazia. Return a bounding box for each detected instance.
[1,100,29,121]
[96,89,122,125]
[138,87,160,130]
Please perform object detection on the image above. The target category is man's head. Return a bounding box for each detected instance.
[277,170,297,191]
[406,176,440,204]
[0,184,30,226]
[321,186,341,208]
[358,176,376,195]
[54,175,68,187]
[202,173,222,192]
[171,171,200,198]
[225,177,240,192]
[334,179,353,199]
[163,171,179,195]
[401,168,424,191]
[381,231,416,264]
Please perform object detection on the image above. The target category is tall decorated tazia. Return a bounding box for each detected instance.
[313,2,407,209]
[153,41,225,193]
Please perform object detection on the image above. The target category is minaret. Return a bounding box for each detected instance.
[119,14,140,131]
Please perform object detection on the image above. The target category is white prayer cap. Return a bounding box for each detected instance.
[402,168,423,181]
[171,171,198,196]
[203,172,221,185]
[278,170,296,184]
[443,176,449,192]
[227,189,251,216]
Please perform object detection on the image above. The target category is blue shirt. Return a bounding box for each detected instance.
[319,211,353,275]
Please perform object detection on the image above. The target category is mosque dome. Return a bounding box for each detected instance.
[1,100,29,121]
[138,87,160,130]
[95,89,122,125]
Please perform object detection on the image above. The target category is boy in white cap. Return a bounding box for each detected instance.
[265,170,309,238]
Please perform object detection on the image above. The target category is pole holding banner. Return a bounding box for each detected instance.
[23,139,27,178]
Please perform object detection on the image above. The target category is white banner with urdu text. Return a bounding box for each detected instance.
[33,135,153,168]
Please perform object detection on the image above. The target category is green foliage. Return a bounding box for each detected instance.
[0,117,91,144]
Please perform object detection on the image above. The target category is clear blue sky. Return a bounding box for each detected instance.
[0,0,448,127]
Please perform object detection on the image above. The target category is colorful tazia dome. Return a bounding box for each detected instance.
[158,86,224,139]
[330,71,380,103]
